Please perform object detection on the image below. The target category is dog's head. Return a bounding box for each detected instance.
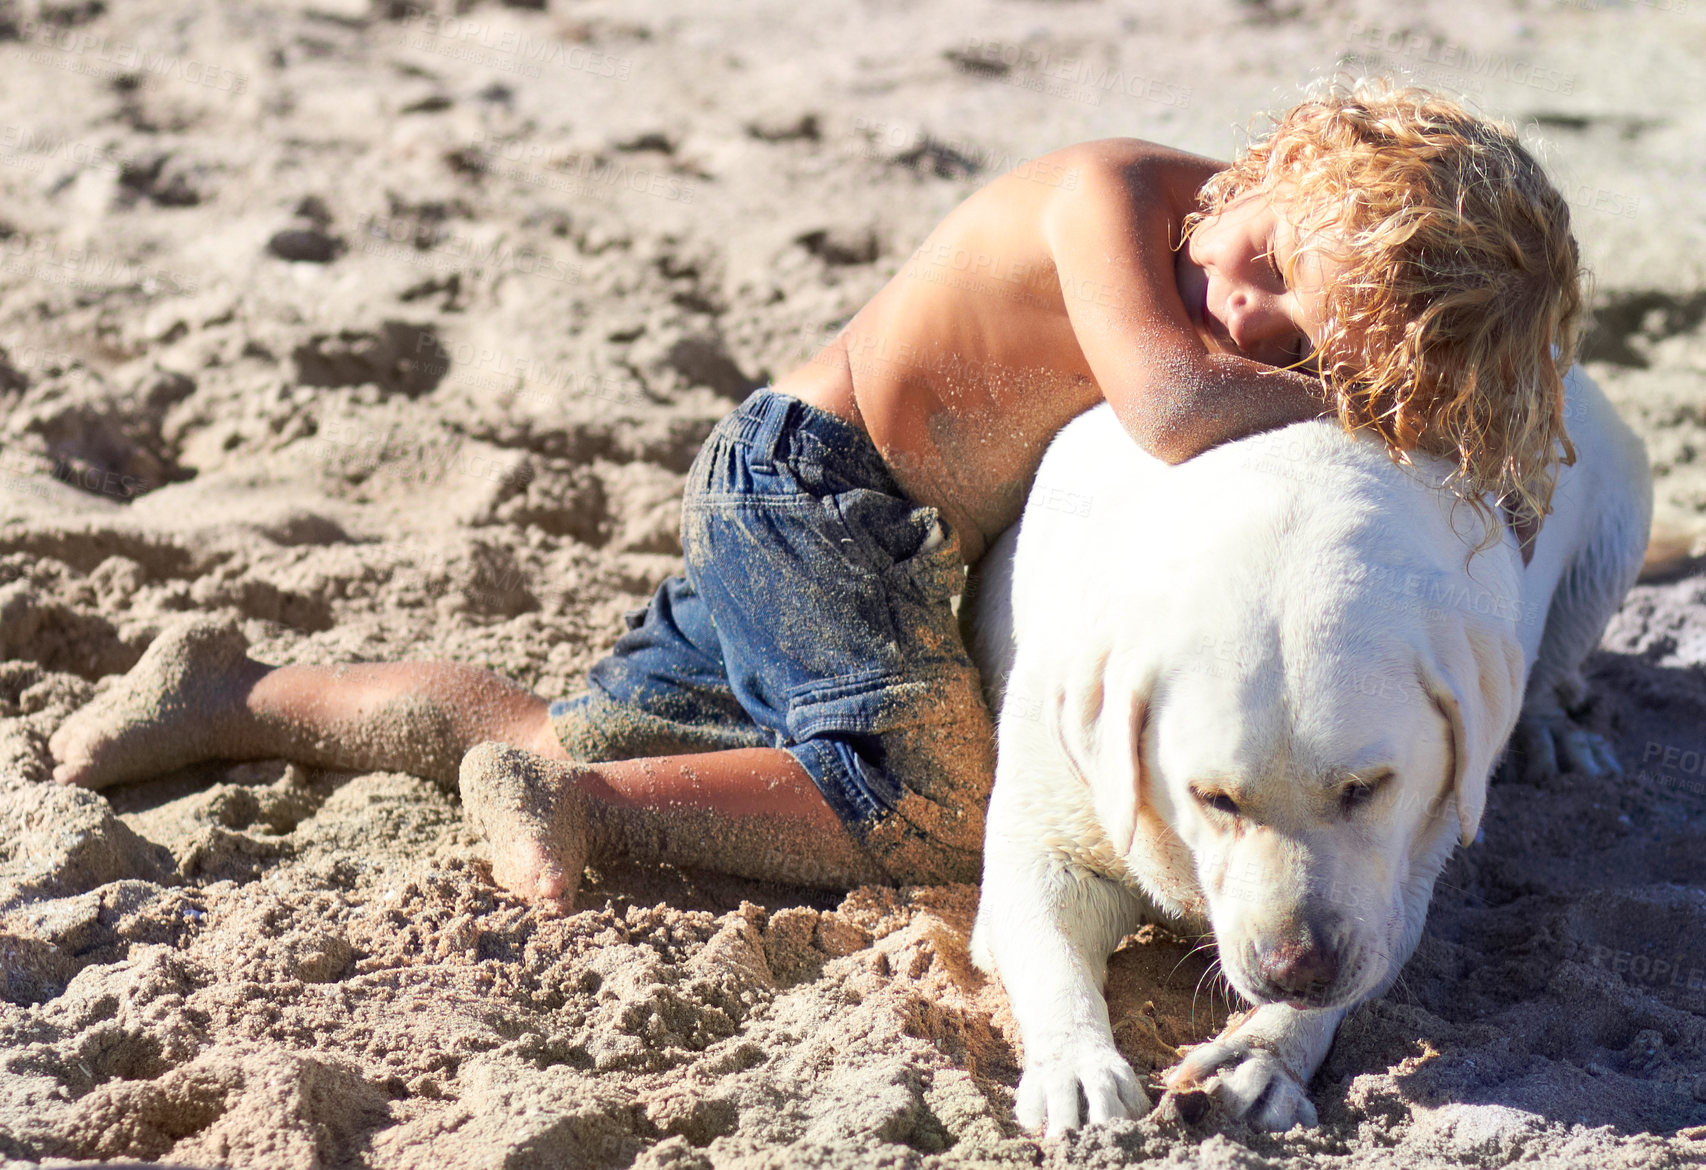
[1066,570,1525,1012]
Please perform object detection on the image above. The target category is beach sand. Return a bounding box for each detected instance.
[2,1,1705,1166]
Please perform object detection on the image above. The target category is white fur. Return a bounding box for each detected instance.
[967,367,1651,1137]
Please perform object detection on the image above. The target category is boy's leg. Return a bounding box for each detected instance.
[673,389,997,887]
[461,741,888,913]
[50,618,563,789]
[50,618,887,898]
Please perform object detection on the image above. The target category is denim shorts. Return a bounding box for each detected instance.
[549,388,995,884]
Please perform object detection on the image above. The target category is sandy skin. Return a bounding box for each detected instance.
[459,741,593,914]
[49,618,270,790]
[49,619,886,910]
[48,617,553,792]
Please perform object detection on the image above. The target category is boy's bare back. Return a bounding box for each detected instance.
[774,139,1331,563]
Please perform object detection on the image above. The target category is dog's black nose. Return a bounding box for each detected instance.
[1258,937,1339,1001]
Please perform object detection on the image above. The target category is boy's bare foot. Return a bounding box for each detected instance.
[50,617,264,789]
[459,741,591,915]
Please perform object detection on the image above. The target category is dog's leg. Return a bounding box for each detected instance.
[974,845,1149,1139]
[1510,672,1622,781]
[1510,370,1653,783]
[1161,1001,1344,1130]
[1516,551,1634,780]
[1515,510,1649,782]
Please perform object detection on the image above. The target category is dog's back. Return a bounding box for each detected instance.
[970,367,1650,710]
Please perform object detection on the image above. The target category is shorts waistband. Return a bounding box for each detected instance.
[731,388,895,487]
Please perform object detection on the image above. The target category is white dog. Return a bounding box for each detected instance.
[966,367,1651,1136]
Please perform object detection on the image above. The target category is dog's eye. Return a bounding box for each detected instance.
[1197,790,1241,818]
[1338,774,1390,815]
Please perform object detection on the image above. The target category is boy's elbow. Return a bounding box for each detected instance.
[1146,440,1201,467]
[1145,427,1203,465]
[1110,404,1201,465]
[1104,377,1211,465]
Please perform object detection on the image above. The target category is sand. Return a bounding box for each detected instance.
[2,0,1705,1166]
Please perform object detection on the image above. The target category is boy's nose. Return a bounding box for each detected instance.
[1224,290,1286,354]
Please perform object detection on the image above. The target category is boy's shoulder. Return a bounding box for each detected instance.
[1007,140,1223,264]
[919,138,1212,297]
[950,139,1218,269]
[1031,138,1221,201]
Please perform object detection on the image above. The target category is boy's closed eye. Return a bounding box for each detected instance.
[1264,239,1323,373]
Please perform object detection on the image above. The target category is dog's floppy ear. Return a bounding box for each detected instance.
[1050,651,1153,858]
[1418,618,1525,846]
[1095,684,1151,859]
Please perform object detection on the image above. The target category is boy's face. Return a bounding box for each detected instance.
[1176,188,1344,371]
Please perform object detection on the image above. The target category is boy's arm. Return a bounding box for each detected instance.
[1043,143,1332,464]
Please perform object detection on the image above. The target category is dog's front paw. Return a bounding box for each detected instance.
[1017,1039,1151,1140]
[1164,1035,1317,1131]
[1510,711,1621,782]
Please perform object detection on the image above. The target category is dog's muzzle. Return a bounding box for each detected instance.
[1247,928,1343,1007]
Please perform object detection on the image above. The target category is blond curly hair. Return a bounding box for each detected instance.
[1185,79,1583,549]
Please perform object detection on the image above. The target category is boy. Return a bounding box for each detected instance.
[49,82,1581,912]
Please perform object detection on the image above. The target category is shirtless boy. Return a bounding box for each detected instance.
[50,82,1582,916]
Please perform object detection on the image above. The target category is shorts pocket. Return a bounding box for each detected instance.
[885,509,964,603]
[784,671,950,815]
[784,670,940,741]
[784,669,989,836]
[824,487,963,604]
[683,494,904,682]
